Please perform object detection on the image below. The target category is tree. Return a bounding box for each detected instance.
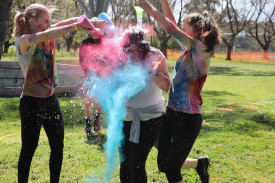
[184,0,220,15]
[0,0,13,60]
[248,0,275,60]
[4,0,17,54]
[76,0,110,18]
[52,0,83,52]
[109,0,135,27]
[221,0,255,60]
[144,0,184,58]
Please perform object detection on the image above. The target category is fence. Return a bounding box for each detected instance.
[0,61,84,97]
[166,49,275,62]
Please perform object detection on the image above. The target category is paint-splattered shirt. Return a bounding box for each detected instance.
[167,39,211,114]
[15,38,54,98]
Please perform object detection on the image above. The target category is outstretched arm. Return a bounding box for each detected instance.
[160,0,176,25]
[51,17,108,30]
[135,0,193,49]
[51,17,78,27]
[18,23,90,52]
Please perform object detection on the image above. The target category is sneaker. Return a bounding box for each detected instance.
[93,114,101,132]
[85,118,92,137]
[195,156,210,183]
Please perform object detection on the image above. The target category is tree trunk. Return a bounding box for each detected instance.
[0,0,13,60]
[66,40,72,52]
[57,43,61,52]
[4,41,11,53]
[160,41,168,58]
[226,45,232,60]
[264,49,268,60]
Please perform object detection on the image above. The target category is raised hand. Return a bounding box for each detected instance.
[151,56,165,75]
[134,0,149,9]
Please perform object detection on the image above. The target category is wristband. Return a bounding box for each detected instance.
[74,24,78,31]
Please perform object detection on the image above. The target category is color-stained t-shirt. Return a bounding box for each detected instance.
[125,48,166,121]
[15,37,55,98]
[167,39,211,114]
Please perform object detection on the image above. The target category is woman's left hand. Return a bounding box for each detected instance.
[151,56,165,75]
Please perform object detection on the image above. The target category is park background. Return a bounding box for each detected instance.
[0,0,274,182]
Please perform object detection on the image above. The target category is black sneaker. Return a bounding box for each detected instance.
[85,118,92,137]
[196,156,210,183]
[93,114,101,132]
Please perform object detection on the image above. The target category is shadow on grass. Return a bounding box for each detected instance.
[203,90,237,97]
[209,66,275,76]
[199,110,275,138]
[85,132,106,151]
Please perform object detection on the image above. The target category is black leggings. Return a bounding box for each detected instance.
[18,94,64,183]
[158,108,202,183]
[120,115,163,183]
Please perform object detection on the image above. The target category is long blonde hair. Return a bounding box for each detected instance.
[13,4,51,37]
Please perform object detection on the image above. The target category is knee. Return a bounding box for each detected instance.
[21,141,38,155]
[50,141,64,154]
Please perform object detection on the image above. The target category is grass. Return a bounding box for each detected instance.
[1,47,80,65]
[0,57,275,183]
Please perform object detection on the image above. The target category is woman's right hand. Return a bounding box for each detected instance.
[134,0,149,9]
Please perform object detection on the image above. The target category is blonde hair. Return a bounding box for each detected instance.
[13,3,55,37]
[183,11,221,55]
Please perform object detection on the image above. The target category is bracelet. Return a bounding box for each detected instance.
[74,24,78,31]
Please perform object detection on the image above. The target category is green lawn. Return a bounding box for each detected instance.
[0,58,275,183]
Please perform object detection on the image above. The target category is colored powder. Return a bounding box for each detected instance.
[85,62,149,182]
[79,38,125,77]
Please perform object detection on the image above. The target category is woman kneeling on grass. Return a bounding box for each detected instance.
[13,3,107,183]
[135,0,221,182]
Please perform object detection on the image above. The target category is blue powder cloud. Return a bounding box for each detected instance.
[85,62,149,182]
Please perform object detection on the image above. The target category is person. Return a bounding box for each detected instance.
[13,3,107,182]
[79,28,102,137]
[135,0,221,183]
[79,16,117,137]
[118,28,170,183]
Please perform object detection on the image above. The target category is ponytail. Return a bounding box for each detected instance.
[13,12,28,37]
[200,11,221,55]
[13,3,52,37]
[184,11,221,55]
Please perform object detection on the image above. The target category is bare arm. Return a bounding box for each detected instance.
[18,23,90,54]
[51,17,78,27]
[136,0,193,49]
[151,56,170,92]
[161,0,176,25]
[51,17,109,30]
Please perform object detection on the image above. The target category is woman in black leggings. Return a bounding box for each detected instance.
[18,94,64,182]
[136,0,221,182]
[13,3,103,182]
[119,29,170,183]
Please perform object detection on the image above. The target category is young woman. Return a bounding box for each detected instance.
[119,29,170,183]
[135,0,221,183]
[13,3,107,182]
